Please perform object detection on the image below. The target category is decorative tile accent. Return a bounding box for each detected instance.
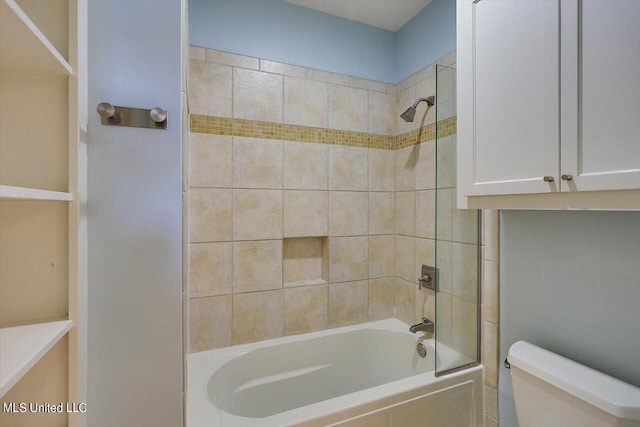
[190,114,453,150]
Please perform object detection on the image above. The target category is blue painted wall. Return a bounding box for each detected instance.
[189,0,456,83]
[499,210,640,426]
[189,0,396,82]
[88,0,183,425]
[396,0,457,80]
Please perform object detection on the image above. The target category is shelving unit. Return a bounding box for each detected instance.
[0,185,73,201]
[0,0,86,425]
[0,320,72,397]
[0,0,72,76]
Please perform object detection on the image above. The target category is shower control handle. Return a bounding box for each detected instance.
[543,176,555,182]
[561,174,573,181]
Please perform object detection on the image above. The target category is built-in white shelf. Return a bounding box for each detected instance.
[0,185,73,201]
[0,0,72,76]
[0,320,72,398]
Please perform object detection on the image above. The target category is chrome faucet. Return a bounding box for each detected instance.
[410,317,434,334]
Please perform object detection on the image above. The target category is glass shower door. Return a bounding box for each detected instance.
[434,64,480,375]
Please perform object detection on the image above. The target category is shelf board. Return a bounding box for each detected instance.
[0,320,72,398]
[0,185,73,201]
[0,0,72,76]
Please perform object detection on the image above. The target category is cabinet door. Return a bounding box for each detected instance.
[458,0,560,197]
[561,0,640,192]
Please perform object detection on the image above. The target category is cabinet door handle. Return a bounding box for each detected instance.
[543,176,555,182]
[561,174,573,181]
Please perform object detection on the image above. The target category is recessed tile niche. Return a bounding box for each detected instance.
[283,237,329,287]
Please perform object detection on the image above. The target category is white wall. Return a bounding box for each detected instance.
[87,0,183,425]
[499,210,640,425]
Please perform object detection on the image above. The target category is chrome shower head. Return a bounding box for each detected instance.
[400,96,435,122]
[400,106,417,122]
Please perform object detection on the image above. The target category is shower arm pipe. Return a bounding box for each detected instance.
[412,96,435,108]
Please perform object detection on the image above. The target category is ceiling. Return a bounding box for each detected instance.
[284,0,432,32]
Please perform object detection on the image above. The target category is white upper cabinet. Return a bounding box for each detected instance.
[458,0,640,209]
[560,0,640,193]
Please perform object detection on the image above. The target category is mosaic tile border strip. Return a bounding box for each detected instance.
[190,114,456,150]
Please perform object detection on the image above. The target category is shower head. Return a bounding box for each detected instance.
[400,96,435,122]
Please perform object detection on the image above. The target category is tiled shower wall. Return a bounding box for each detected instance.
[186,46,399,351]
[185,45,499,425]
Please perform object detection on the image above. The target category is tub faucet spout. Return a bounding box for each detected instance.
[410,317,434,334]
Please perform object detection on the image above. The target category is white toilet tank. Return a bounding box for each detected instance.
[508,341,640,427]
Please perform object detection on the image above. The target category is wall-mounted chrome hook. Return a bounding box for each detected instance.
[97,102,167,130]
[97,102,115,118]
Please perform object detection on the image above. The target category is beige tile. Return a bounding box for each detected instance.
[206,48,259,69]
[283,237,329,285]
[452,296,478,360]
[436,188,453,241]
[284,77,328,128]
[415,238,435,280]
[369,235,395,278]
[189,243,232,298]
[483,320,499,387]
[436,136,456,189]
[369,192,395,235]
[233,137,282,188]
[436,240,452,294]
[188,59,232,117]
[395,235,415,282]
[328,281,368,328]
[368,149,395,192]
[482,260,499,324]
[189,188,232,242]
[328,85,368,132]
[189,296,231,352]
[415,141,435,190]
[368,91,395,136]
[284,285,328,335]
[436,292,452,349]
[329,191,368,236]
[395,191,415,236]
[485,415,498,427]
[284,191,328,238]
[483,209,499,262]
[189,133,233,188]
[400,65,433,91]
[484,384,498,419]
[394,278,415,325]
[396,85,416,135]
[233,189,283,240]
[415,190,436,238]
[396,146,416,191]
[233,240,282,293]
[329,236,368,282]
[283,141,328,190]
[415,287,435,324]
[233,68,283,122]
[453,207,479,244]
[190,45,205,60]
[260,59,307,77]
[452,243,478,302]
[329,146,368,191]
[348,76,387,93]
[306,68,349,86]
[414,76,436,129]
[368,277,395,321]
[437,50,457,67]
[233,290,283,345]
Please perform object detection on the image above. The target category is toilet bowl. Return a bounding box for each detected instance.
[508,341,640,427]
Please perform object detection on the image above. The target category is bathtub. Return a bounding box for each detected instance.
[187,318,484,427]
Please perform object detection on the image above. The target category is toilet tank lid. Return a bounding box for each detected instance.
[508,341,640,421]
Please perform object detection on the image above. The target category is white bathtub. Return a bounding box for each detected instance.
[187,319,484,427]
